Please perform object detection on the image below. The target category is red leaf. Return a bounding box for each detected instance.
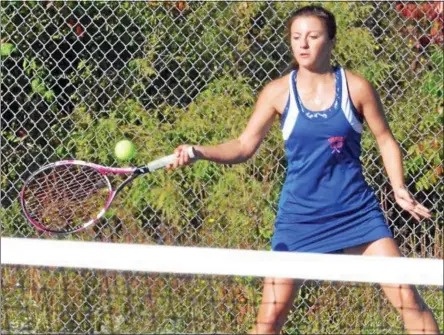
[75,24,85,38]
[176,1,185,11]
[401,8,412,18]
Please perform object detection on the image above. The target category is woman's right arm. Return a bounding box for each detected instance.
[172,82,281,168]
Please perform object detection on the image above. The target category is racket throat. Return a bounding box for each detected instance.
[134,167,150,174]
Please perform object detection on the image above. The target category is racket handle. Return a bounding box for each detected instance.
[146,146,195,172]
[187,146,196,159]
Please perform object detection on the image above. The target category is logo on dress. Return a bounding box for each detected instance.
[305,111,328,119]
[328,136,345,154]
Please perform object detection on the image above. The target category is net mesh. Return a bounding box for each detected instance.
[1,237,443,334]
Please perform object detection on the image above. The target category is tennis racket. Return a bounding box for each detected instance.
[20,147,195,234]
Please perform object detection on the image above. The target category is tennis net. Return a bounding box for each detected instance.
[1,237,443,334]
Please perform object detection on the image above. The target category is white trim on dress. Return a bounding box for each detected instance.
[282,71,300,141]
[340,67,363,134]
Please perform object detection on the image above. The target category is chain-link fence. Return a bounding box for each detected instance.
[1,1,443,334]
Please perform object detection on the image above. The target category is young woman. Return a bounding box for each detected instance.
[169,5,439,334]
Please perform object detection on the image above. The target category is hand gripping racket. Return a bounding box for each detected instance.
[20,147,195,234]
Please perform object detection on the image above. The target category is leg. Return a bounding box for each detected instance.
[344,237,440,334]
[250,277,302,334]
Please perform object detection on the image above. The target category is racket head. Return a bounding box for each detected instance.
[20,160,123,234]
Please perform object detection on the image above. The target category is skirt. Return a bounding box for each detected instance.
[271,211,393,254]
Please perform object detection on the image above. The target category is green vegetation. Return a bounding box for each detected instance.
[1,1,442,334]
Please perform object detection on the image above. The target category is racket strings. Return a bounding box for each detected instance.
[29,167,105,199]
[23,165,111,231]
[27,182,105,204]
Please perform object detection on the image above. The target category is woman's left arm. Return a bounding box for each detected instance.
[351,75,431,221]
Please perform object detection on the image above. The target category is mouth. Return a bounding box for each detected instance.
[299,53,310,58]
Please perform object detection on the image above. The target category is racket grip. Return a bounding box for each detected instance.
[147,146,195,172]
[187,146,196,159]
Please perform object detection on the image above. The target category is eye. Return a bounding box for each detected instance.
[310,35,320,39]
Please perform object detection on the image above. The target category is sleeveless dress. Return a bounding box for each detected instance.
[271,66,392,254]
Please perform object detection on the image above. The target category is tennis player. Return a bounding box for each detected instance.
[171,5,439,334]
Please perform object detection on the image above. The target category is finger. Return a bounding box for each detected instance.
[413,206,432,218]
[178,150,185,166]
[416,203,430,213]
[173,151,180,168]
[414,203,431,214]
[174,146,182,157]
[409,210,421,221]
[183,147,190,164]
[182,148,188,165]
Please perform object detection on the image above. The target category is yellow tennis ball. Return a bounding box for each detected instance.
[114,140,136,161]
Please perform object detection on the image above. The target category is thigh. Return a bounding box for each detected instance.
[343,238,423,309]
[343,237,401,257]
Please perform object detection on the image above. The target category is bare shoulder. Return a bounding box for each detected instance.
[259,74,291,115]
[345,70,375,94]
[344,70,377,112]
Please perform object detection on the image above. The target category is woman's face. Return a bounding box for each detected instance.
[290,16,334,69]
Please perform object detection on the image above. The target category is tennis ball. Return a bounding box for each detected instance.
[114,140,136,161]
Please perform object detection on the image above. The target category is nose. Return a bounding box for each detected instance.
[300,38,309,49]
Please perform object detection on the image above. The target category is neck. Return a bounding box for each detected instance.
[298,62,333,74]
[297,63,334,84]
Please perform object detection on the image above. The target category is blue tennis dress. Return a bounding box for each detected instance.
[272,66,392,254]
